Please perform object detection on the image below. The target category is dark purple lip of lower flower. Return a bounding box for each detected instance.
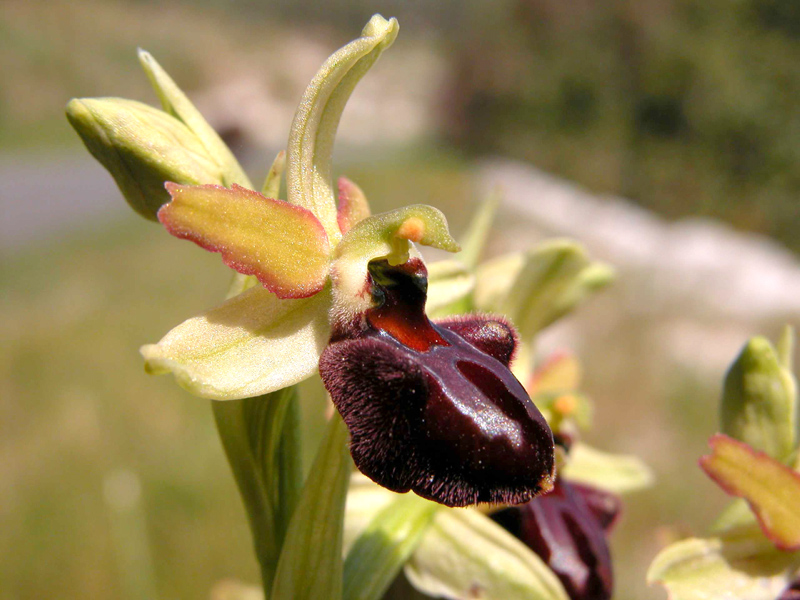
[780,578,800,600]
[491,478,617,600]
[319,258,555,507]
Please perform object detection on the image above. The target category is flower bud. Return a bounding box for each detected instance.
[66,97,224,220]
[720,336,797,462]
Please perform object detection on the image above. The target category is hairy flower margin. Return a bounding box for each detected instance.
[68,14,654,600]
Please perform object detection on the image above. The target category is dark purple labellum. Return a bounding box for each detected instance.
[491,478,618,600]
[319,258,555,507]
[780,577,800,600]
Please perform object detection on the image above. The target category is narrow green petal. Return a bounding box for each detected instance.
[647,526,800,600]
[561,442,654,495]
[141,286,330,400]
[701,434,800,550]
[343,494,438,600]
[405,508,569,600]
[137,49,251,187]
[425,260,475,318]
[286,15,399,242]
[160,183,331,299]
[271,415,352,600]
[66,97,225,220]
[331,204,460,321]
[262,151,286,199]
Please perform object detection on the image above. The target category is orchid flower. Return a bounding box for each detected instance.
[67,13,652,599]
[69,3,555,548]
[649,326,800,600]
[134,23,555,508]
[341,201,652,600]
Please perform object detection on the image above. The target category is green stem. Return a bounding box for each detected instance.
[212,386,302,594]
[271,414,352,600]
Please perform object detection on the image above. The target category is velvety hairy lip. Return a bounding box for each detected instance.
[319,258,555,507]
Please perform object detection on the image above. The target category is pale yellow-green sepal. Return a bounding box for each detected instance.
[286,14,399,243]
[140,286,330,400]
[66,97,225,220]
[647,526,800,600]
[137,49,251,188]
[404,507,569,600]
[561,442,654,495]
[160,183,331,299]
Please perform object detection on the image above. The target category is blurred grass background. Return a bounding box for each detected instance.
[3,0,800,598]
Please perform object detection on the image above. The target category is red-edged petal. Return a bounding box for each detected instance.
[336,177,371,234]
[700,433,800,551]
[160,183,330,298]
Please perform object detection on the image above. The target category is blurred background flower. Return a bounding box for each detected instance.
[4,1,800,598]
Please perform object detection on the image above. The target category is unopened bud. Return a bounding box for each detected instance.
[721,336,797,462]
[66,97,224,220]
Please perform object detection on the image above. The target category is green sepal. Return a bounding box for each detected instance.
[343,494,438,600]
[474,240,614,342]
[137,49,251,188]
[647,525,800,600]
[286,14,399,243]
[66,97,225,220]
[141,285,331,400]
[561,442,654,495]
[404,507,569,600]
[721,335,797,462]
[271,415,352,600]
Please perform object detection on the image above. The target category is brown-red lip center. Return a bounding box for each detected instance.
[365,258,448,351]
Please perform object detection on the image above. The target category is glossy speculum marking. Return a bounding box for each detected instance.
[320,258,555,507]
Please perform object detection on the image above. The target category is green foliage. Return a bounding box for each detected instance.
[447,0,800,253]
